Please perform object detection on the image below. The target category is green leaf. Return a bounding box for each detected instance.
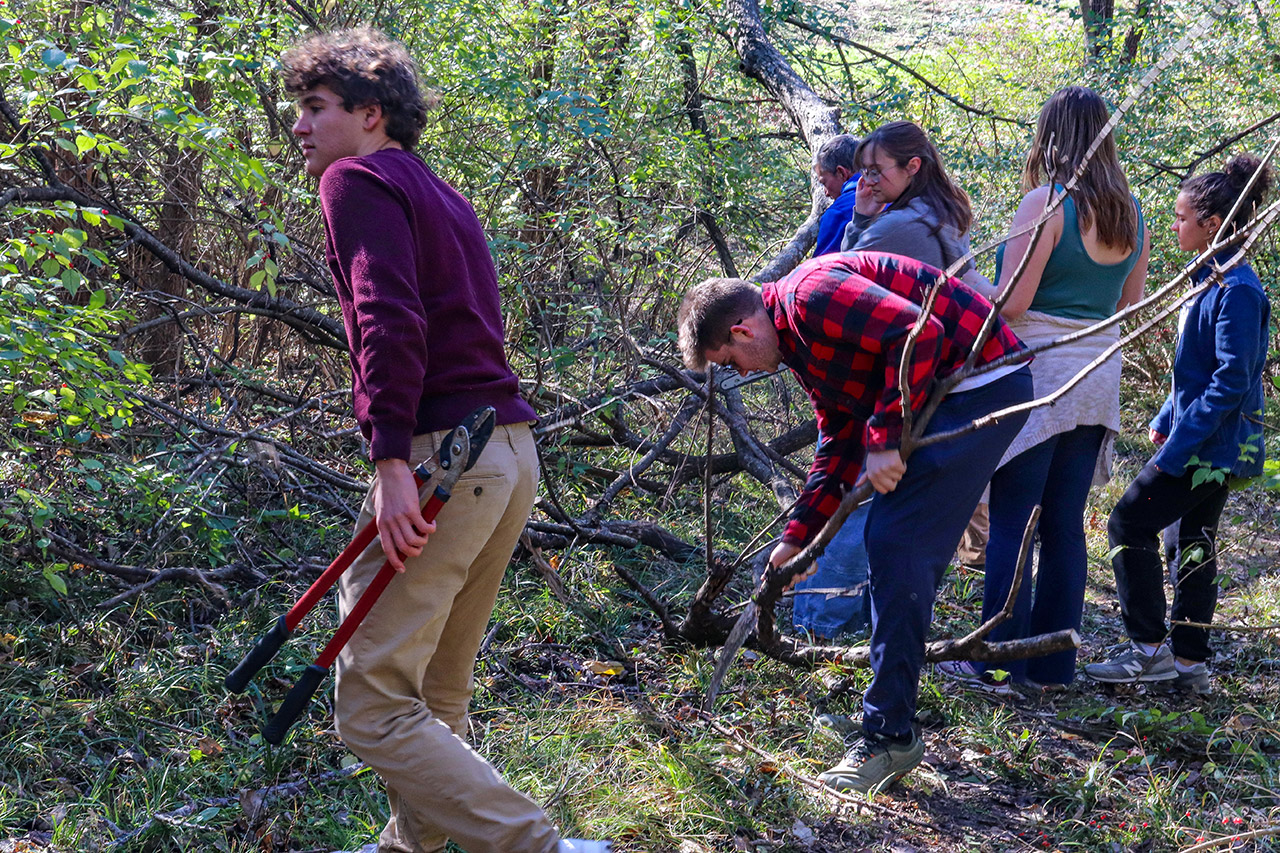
[89,289,107,309]
[61,269,83,296]
[75,134,97,155]
[43,569,68,595]
[41,48,68,69]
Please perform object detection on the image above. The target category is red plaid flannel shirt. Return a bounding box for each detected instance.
[763,251,1028,545]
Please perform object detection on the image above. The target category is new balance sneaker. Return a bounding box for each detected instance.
[1083,641,1176,683]
[934,659,1012,696]
[1169,661,1212,694]
[818,733,925,795]
[560,840,612,852]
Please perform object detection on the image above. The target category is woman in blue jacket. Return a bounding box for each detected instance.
[1085,154,1272,693]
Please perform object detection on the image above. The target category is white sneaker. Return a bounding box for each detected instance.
[559,840,612,852]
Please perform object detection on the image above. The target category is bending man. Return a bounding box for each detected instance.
[677,251,1031,794]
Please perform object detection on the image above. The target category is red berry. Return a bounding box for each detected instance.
[45,229,54,235]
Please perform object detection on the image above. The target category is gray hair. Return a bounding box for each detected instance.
[813,134,859,174]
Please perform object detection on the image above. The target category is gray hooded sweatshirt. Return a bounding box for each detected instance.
[840,196,975,276]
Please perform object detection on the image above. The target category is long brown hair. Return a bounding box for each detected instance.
[1022,86,1137,251]
[856,121,972,235]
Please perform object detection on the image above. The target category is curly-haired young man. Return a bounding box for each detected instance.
[284,28,607,853]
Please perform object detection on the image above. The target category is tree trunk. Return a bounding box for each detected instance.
[1122,0,1153,64]
[1080,0,1116,62]
[724,0,841,279]
[135,6,219,373]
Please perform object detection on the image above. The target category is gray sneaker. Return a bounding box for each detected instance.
[818,733,925,795]
[1083,641,1176,683]
[1169,662,1212,694]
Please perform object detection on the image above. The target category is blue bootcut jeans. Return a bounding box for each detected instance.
[982,423,1108,686]
[862,367,1032,743]
[792,500,872,640]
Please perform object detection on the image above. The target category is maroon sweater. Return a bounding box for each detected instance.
[319,149,536,461]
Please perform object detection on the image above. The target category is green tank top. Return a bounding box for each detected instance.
[995,187,1144,321]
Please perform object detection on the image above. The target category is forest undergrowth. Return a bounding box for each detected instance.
[3,0,1280,851]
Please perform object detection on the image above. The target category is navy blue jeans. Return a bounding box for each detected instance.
[982,424,1107,685]
[862,367,1032,742]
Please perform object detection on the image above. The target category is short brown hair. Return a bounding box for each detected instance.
[676,278,763,369]
[282,27,428,148]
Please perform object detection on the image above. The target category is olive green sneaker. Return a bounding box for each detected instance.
[818,733,925,795]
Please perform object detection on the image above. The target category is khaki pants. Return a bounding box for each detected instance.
[334,423,558,853]
[956,500,990,568]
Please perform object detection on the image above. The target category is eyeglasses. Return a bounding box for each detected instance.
[861,163,898,183]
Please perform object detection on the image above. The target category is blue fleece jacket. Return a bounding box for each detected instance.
[813,176,859,256]
[1151,253,1271,477]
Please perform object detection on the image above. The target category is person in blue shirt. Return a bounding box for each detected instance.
[812,134,860,256]
[1085,154,1272,694]
[792,133,863,643]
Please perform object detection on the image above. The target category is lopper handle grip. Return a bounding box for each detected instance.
[262,664,327,745]
[224,615,290,694]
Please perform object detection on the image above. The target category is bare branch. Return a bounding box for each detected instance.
[782,16,1027,126]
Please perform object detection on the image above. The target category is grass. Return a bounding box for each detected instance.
[4,0,1280,848]
[3,449,1278,853]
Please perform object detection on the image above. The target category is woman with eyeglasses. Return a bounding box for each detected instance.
[839,121,986,286]
[791,120,988,646]
[937,86,1151,694]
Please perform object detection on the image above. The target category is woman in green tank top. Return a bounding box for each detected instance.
[937,87,1150,692]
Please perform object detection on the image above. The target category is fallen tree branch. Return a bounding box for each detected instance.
[43,531,237,605]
